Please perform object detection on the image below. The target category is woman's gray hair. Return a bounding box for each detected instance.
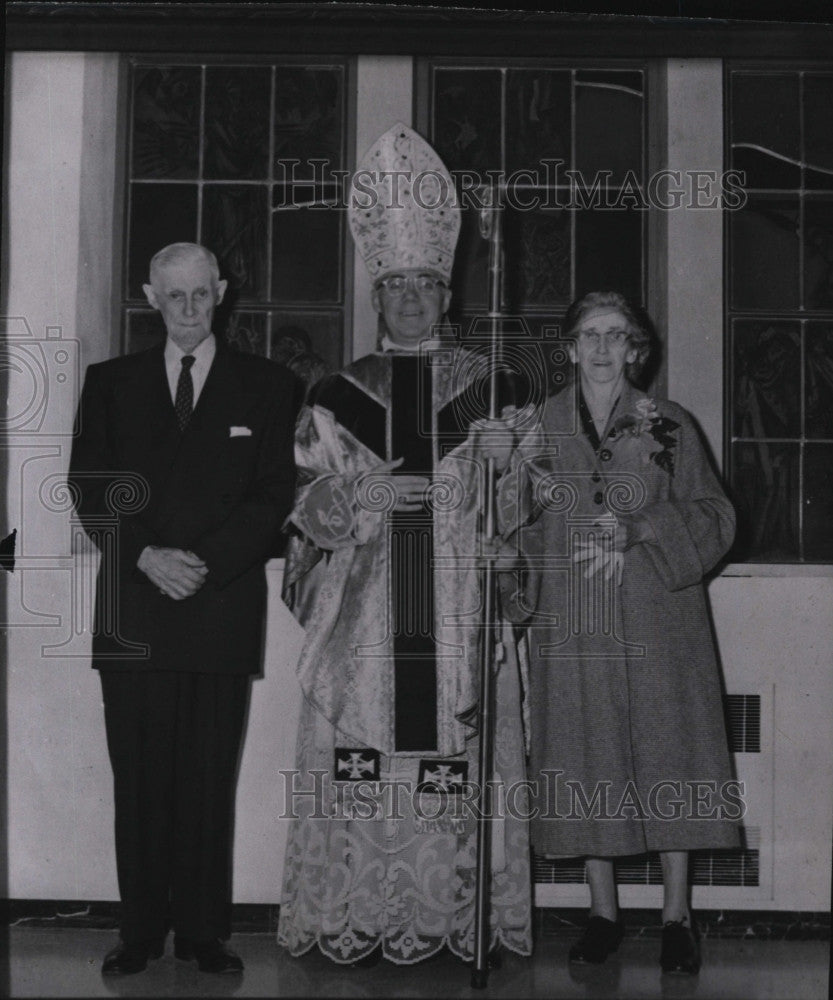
[563,290,653,381]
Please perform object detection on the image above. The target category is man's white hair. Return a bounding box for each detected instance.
[148,243,220,286]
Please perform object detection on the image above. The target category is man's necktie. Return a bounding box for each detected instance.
[174,354,196,430]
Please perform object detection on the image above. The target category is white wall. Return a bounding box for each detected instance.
[4,52,115,899]
[665,59,724,460]
[3,52,832,913]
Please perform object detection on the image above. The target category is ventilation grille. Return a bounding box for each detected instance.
[533,829,760,888]
[725,694,761,753]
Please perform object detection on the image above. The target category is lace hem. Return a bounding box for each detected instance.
[277,926,533,966]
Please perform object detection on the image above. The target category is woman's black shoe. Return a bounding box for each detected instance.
[568,916,624,964]
[660,919,701,975]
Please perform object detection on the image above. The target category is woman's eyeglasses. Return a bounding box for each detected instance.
[377,274,446,295]
[578,329,630,347]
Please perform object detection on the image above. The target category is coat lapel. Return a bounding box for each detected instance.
[183,344,250,445]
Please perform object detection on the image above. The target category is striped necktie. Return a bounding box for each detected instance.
[174,354,196,430]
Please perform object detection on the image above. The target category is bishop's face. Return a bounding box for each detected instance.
[371,269,452,349]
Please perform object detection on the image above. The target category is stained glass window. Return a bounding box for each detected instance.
[727,68,833,561]
[420,61,646,399]
[123,58,351,380]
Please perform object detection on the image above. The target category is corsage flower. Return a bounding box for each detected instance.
[612,397,680,475]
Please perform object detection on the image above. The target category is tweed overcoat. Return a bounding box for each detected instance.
[500,379,741,856]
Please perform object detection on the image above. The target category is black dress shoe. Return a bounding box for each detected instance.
[660,919,701,975]
[174,937,244,974]
[569,916,625,964]
[101,939,164,976]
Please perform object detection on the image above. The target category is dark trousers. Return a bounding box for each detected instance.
[99,670,250,944]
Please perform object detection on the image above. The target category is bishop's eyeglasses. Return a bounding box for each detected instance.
[377,274,446,296]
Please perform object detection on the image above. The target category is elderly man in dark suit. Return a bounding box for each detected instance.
[69,242,296,976]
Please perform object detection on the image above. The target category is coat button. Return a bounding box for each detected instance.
[593,491,604,504]
[599,448,612,461]
[591,472,601,483]
[608,429,617,440]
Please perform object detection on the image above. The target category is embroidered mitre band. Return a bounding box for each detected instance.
[348,122,461,283]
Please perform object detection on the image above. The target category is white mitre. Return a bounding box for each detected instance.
[348,122,461,283]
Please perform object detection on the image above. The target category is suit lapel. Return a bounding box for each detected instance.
[184,345,250,445]
[122,344,181,455]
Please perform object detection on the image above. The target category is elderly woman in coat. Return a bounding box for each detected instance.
[495,290,740,976]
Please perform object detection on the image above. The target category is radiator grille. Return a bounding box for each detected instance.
[725,694,761,753]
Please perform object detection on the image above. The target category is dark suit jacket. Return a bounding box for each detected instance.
[69,342,296,674]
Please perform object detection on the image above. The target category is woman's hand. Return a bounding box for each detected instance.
[572,513,626,585]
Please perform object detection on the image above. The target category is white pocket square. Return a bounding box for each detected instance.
[229,426,252,437]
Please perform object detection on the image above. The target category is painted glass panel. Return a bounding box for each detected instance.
[805,322,833,439]
[204,66,270,180]
[202,184,269,302]
[132,65,200,179]
[432,69,502,174]
[730,441,800,561]
[731,321,801,439]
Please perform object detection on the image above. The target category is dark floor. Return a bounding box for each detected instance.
[1,926,829,999]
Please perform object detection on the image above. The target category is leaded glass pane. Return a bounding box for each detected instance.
[450,203,490,310]
[505,70,571,175]
[730,441,800,561]
[804,443,833,559]
[804,74,833,193]
[202,184,269,302]
[805,322,833,439]
[803,196,833,311]
[204,66,270,180]
[125,309,165,354]
[504,203,571,307]
[273,67,344,183]
[271,311,342,376]
[272,204,342,303]
[575,206,642,304]
[730,197,799,311]
[730,74,800,191]
[432,69,502,174]
[222,311,269,355]
[128,183,198,298]
[131,66,200,179]
[574,72,643,185]
[731,321,801,439]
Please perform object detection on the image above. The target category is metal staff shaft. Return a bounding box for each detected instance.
[471,186,504,990]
